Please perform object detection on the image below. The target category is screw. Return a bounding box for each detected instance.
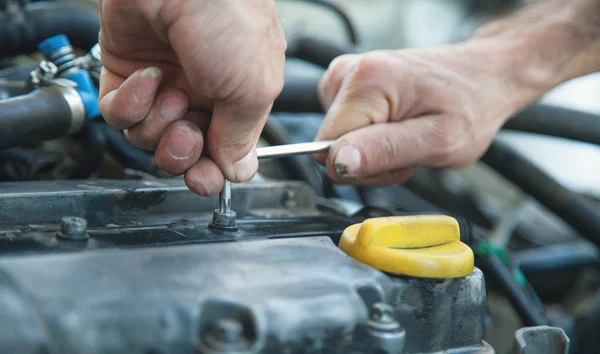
[215,319,243,343]
[56,216,88,241]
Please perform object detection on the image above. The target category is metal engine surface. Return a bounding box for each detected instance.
[0,179,490,354]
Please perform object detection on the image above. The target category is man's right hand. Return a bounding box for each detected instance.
[98,0,286,196]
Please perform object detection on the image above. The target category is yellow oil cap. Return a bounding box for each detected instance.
[339,215,474,279]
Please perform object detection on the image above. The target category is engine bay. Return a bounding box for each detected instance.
[1,1,600,353]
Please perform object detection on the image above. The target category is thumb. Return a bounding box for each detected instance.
[207,103,269,183]
[328,115,459,178]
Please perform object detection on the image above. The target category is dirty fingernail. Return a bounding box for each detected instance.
[166,129,196,160]
[233,148,258,182]
[334,145,361,177]
[159,96,188,121]
[134,67,161,103]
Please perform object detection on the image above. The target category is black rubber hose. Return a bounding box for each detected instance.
[286,36,356,69]
[291,0,358,44]
[481,140,600,248]
[503,103,600,146]
[70,122,106,179]
[273,76,322,113]
[0,87,76,149]
[479,253,549,327]
[0,0,99,57]
[95,124,165,177]
[516,241,600,273]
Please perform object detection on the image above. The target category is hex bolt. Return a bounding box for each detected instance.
[56,216,88,241]
[201,318,249,353]
[367,302,406,354]
[215,319,243,343]
[281,189,298,208]
[370,302,395,324]
[210,180,238,231]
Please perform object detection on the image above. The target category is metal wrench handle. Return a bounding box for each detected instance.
[212,140,336,230]
[257,140,336,160]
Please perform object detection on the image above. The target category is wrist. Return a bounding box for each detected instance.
[467,0,600,116]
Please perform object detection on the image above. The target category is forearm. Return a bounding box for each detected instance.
[469,0,600,111]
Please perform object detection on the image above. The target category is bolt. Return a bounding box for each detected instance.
[201,318,249,353]
[281,189,298,208]
[209,180,238,231]
[56,216,88,241]
[215,319,243,343]
[367,302,405,353]
[370,303,394,324]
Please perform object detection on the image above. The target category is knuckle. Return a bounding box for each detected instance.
[348,52,395,84]
[428,117,466,166]
[101,102,143,129]
[124,128,158,151]
[327,54,357,77]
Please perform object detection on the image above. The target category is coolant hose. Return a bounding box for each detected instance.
[0,0,99,56]
[0,86,84,149]
[481,140,600,248]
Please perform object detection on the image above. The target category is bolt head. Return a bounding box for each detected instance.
[215,319,243,343]
[282,190,298,208]
[57,216,88,240]
[370,303,394,323]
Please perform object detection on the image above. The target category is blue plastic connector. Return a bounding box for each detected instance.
[38,35,101,120]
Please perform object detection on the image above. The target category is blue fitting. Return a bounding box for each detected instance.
[38,35,101,120]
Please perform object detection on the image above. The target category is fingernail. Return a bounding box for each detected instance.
[191,179,209,196]
[166,129,196,160]
[334,145,361,177]
[134,67,161,103]
[233,148,258,182]
[159,96,188,121]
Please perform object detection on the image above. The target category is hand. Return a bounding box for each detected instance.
[98,0,286,195]
[315,44,536,185]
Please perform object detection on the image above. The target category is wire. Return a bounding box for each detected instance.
[289,0,359,45]
[478,253,549,327]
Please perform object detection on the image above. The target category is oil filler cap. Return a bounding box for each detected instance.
[339,215,474,279]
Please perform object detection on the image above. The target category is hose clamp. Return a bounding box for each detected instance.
[30,60,77,89]
[53,86,86,134]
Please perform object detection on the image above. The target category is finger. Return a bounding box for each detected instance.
[315,53,416,154]
[207,103,271,183]
[327,167,415,186]
[326,115,460,178]
[154,119,204,175]
[184,157,225,197]
[124,87,190,150]
[318,54,360,110]
[314,70,391,165]
[99,67,163,129]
